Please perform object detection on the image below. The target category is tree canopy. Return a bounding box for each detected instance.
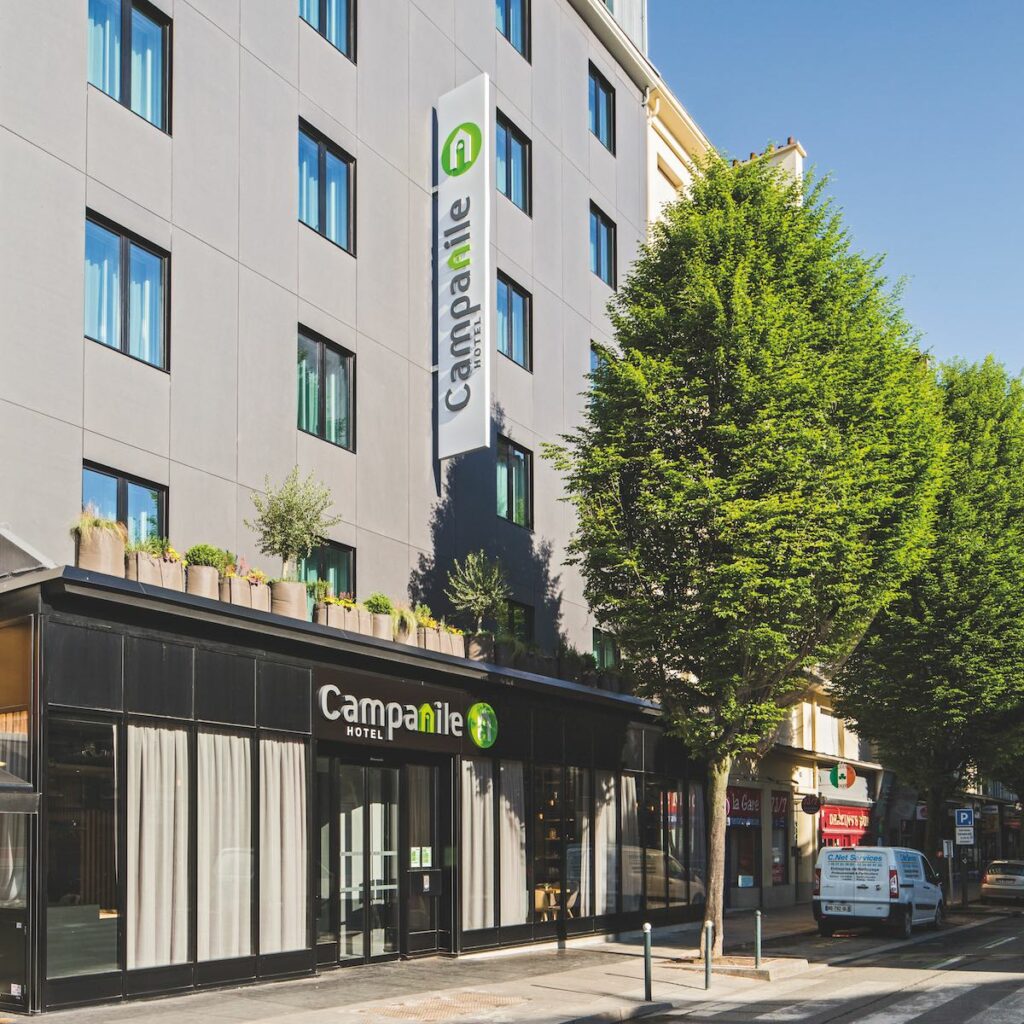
[833,358,1024,853]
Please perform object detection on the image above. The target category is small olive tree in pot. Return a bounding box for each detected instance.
[245,467,342,621]
[445,551,509,662]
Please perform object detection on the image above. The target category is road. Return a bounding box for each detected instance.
[645,912,1024,1023]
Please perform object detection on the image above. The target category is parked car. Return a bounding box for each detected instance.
[981,860,1024,903]
[812,846,944,939]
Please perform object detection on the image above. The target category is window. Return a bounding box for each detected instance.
[505,600,534,643]
[497,435,532,528]
[496,113,531,213]
[496,274,531,369]
[771,791,789,885]
[495,0,529,58]
[592,628,619,671]
[461,758,495,929]
[299,0,354,60]
[298,123,355,253]
[300,541,355,602]
[82,463,166,544]
[87,0,170,131]
[588,63,615,152]
[84,214,168,369]
[297,328,355,450]
[589,203,616,287]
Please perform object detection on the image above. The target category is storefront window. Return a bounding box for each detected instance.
[533,766,562,921]
[127,724,190,969]
[726,786,762,889]
[667,785,688,906]
[595,770,618,915]
[689,782,707,904]
[620,773,642,911]
[565,767,592,918]
[499,761,528,926]
[259,736,308,953]
[0,620,31,786]
[771,791,789,885]
[46,719,119,979]
[0,814,27,909]
[198,729,253,960]
[643,779,667,909]
[461,758,494,930]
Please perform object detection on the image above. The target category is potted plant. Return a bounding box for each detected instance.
[185,544,234,601]
[244,467,342,621]
[126,537,185,590]
[220,560,271,611]
[320,595,373,635]
[310,578,333,623]
[393,606,418,646]
[363,592,395,640]
[441,623,466,658]
[71,506,127,577]
[445,550,509,662]
[415,604,443,652]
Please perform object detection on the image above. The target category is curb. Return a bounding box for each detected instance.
[566,1001,675,1024]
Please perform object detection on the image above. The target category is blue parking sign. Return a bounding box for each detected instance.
[955,808,975,827]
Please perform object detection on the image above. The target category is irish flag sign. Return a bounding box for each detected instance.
[830,762,857,789]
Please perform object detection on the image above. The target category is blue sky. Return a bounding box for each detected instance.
[647,0,1023,372]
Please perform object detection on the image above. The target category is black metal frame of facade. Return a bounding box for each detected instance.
[297,325,357,453]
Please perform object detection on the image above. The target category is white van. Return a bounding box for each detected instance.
[812,846,944,938]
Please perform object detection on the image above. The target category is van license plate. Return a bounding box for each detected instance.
[824,902,851,914]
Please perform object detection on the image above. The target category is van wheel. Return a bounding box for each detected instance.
[893,907,913,939]
[933,903,944,929]
[817,920,834,937]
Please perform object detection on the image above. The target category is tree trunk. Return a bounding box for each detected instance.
[924,784,947,862]
[702,756,732,956]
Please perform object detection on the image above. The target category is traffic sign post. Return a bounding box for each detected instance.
[955,826,974,845]
[955,808,975,828]
[942,838,955,900]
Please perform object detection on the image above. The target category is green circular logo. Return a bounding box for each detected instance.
[467,702,498,749]
[442,122,482,177]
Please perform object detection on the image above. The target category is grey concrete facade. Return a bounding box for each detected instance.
[0,0,649,653]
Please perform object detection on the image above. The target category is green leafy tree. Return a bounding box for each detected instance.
[545,154,945,951]
[245,467,342,580]
[834,359,1024,858]
[445,550,509,634]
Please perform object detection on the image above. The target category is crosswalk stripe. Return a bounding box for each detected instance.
[964,984,1024,1024]
[849,981,975,1024]
[983,934,1018,949]
[755,980,902,1021]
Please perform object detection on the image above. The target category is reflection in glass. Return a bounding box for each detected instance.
[324,345,351,447]
[125,478,162,544]
[595,770,618,914]
[532,765,561,922]
[620,774,642,911]
[82,466,118,521]
[128,242,164,366]
[130,6,164,128]
[499,761,528,925]
[689,783,707,906]
[337,764,364,959]
[324,149,350,249]
[0,621,32,786]
[0,815,28,910]
[644,779,667,909]
[460,759,494,930]
[407,765,436,935]
[84,220,121,349]
[667,785,688,906]
[325,0,349,53]
[368,767,399,956]
[46,720,119,978]
[565,767,591,917]
[87,0,121,100]
[297,333,321,437]
[198,730,252,960]
[298,131,320,232]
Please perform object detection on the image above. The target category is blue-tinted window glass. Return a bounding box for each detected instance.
[496,447,509,520]
[85,220,121,349]
[126,479,161,544]
[497,115,529,213]
[497,278,510,359]
[130,6,164,129]
[590,343,600,374]
[510,133,526,209]
[590,209,599,275]
[88,0,122,100]
[511,288,527,366]
[496,0,527,56]
[325,0,349,54]
[496,121,508,198]
[298,131,320,232]
[497,276,530,370]
[324,148,350,248]
[590,206,615,286]
[498,436,531,527]
[324,345,351,447]
[299,0,319,30]
[300,543,354,614]
[128,243,164,367]
[588,65,614,152]
[297,333,320,437]
[82,467,118,521]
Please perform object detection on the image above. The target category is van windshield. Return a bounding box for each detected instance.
[989,862,1024,875]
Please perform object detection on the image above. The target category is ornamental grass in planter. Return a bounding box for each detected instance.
[363,593,395,640]
[245,467,342,623]
[71,507,127,577]
[393,607,418,647]
[125,537,185,590]
[185,544,235,601]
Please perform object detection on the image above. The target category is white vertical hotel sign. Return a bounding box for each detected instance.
[436,74,492,460]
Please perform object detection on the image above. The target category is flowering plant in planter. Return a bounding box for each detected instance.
[126,536,185,591]
[316,593,373,635]
[184,544,235,600]
[71,506,128,577]
[221,558,271,610]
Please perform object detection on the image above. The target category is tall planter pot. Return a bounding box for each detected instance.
[271,580,307,620]
[395,619,418,647]
[187,565,219,601]
[418,626,442,652]
[220,576,252,607]
[371,613,393,640]
[250,581,271,612]
[466,635,494,663]
[75,529,125,577]
[127,553,184,590]
[442,632,466,659]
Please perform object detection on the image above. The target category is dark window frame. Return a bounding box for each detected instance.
[298,120,357,255]
[496,272,532,371]
[296,325,356,452]
[84,210,171,372]
[589,202,617,288]
[505,600,535,644]
[300,540,356,599]
[89,0,173,133]
[497,434,534,530]
[496,0,531,61]
[588,62,615,154]
[299,0,357,62]
[592,628,620,671]
[496,111,532,215]
[82,461,168,539]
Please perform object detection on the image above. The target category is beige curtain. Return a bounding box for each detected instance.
[461,758,494,930]
[127,725,190,969]
[499,761,527,925]
[259,737,308,953]
[198,730,252,961]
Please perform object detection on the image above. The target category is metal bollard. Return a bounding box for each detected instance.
[643,922,652,1002]
[704,920,713,990]
[755,910,762,969]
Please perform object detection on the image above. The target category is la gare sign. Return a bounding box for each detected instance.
[314,669,497,753]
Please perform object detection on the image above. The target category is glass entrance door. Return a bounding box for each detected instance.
[0,812,29,1010]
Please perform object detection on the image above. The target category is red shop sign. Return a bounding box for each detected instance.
[726,786,762,827]
[820,804,871,837]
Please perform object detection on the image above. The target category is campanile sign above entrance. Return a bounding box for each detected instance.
[436,74,492,460]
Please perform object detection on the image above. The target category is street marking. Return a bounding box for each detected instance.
[983,934,1019,949]
[851,981,974,1024]
[931,955,964,969]
[967,984,1024,1024]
